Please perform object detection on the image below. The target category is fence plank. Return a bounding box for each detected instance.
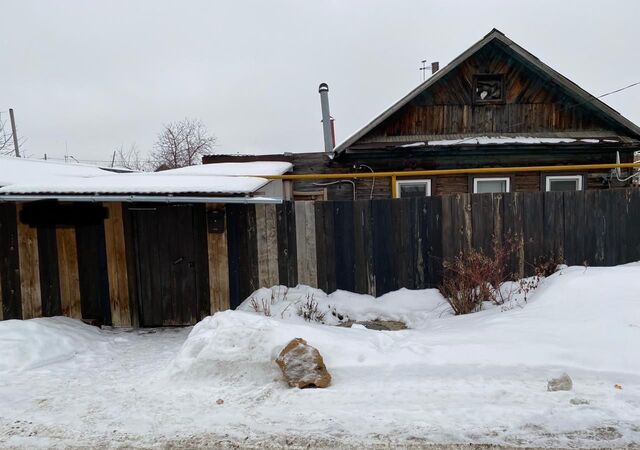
[56,227,81,319]
[16,204,42,320]
[37,226,61,317]
[104,203,131,327]
[76,221,111,324]
[522,192,544,275]
[372,200,393,295]
[543,191,565,261]
[295,201,317,287]
[354,200,375,294]
[206,205,230,312]
[256,204,280,289]
[321,201,337,293]
[0,203,22,319]
[334,201,356,292]
[430,196,444,287]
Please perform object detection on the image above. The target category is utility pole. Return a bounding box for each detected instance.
[9,108,20,157]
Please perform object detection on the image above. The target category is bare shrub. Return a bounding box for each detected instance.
[249,296,271,317]
[533,253,565,278]
[297,294,326,323]
[439,235,522,315]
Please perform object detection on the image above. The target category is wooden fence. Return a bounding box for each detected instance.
[225,188,640,308]
[1,188,639,326]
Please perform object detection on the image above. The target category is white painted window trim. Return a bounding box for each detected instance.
[395,179,432,198]
[472,177,511,193]
[545,175,583,192]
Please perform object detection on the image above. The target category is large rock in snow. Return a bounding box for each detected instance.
[276,338,331,388]
[548,373,573,391]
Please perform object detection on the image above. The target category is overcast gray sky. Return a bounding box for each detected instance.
[2,0,639,163]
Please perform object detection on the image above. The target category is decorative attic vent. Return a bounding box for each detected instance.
[473,74,504,104]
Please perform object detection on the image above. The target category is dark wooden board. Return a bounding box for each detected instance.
[333,201,356,292]
[37,226,62,317]
[75,220,111,324]
[522,192,544,276]
[371,199,394,296]
[0,203,22,319]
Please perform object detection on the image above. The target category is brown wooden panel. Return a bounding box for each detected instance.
[255,204,279,289]
[104,203,131,326]
[207,204,230,313]
[295,201,317,287]
[56,227,82,319]
[16,204,42,319]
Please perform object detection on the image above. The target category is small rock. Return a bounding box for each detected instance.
[216,399,224,405]
[570,398,590,405]
[276,338,331,388]
[548,373,573,391]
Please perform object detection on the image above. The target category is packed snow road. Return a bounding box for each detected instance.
[0,265,639,449]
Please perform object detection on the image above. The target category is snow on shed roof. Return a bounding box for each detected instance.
[0,158,291,196]
[0,156,113,186]
[158,161,292,177]
[0,173,270,195]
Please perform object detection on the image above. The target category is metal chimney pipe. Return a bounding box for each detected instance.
[319,83,333,153]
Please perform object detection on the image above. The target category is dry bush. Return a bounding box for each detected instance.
[297,294,326,323]
[249,296,271,317]
[533,253,565,278]
[439,236,522,315]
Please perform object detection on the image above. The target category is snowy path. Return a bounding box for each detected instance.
[1,265,639,448]
[1,325,638,448]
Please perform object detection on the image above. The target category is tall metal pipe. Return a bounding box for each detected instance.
[318,83,333,153]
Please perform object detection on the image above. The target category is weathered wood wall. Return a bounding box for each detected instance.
[358,40,630,145]
[2,187,639,325]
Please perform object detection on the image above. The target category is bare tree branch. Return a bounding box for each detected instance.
[114,143,150,171]
[151,118,216,170]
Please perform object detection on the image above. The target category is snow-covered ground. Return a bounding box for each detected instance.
[1,265,639,448]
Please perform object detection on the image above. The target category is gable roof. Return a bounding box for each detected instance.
[334,28,640,154]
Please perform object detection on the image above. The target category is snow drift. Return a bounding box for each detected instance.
[0,316,110,372]
[171,265,640,382]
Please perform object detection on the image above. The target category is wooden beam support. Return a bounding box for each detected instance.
[103,202,131,327]
[16,204,42,319]
[207,204,230,313]
[56,227,82,319]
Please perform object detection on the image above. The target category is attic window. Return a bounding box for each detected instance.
[473,74,504,104]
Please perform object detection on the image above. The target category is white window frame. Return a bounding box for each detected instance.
[472,176,511,194]
[395,179,432,198]
[545,175,583,192]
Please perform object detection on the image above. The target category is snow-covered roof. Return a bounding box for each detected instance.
[399,136,623,147]
[158,161,292,177]
[0,174,270,195]
[0,156,113,186]
[0,157,292,197]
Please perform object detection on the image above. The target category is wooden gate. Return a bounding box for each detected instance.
[127,204,210,326]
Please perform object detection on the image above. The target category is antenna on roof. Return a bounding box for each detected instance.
[419,60,439,81]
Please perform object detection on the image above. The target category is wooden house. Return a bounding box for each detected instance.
[204,29,640,200]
